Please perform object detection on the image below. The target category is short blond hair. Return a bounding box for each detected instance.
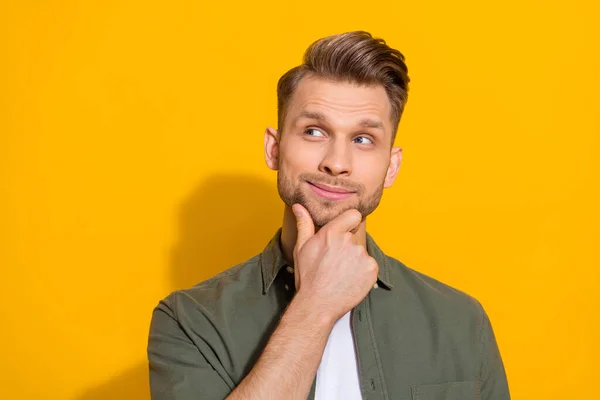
[277,31,410,141]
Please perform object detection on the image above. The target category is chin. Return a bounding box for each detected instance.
[306,201,359,226]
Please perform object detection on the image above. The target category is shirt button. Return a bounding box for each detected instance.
[286,266,294,274]
[373,282,379,289]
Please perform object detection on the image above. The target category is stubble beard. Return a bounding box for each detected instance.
[277,168,384,228]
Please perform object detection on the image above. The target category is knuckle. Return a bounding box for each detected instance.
[367,257,379,270]
[354,244,367,256]
[342,232,353,243]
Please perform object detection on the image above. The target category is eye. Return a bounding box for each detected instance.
[354,136,374,145]
[305,128,325,137]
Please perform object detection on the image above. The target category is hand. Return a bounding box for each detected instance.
[291,203,379,323]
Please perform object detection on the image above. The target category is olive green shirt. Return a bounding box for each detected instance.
[148,228,510,400]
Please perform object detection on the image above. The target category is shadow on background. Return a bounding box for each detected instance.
[170,174,283,290]
[77,174,283,400]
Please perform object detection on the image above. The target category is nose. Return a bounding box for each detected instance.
[318,138,352,176]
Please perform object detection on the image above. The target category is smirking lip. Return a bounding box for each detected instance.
[308,182,354,200]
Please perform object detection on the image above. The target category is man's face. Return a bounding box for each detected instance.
[266,76,402,228]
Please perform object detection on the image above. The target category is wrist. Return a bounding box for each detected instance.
[287,292,336,330]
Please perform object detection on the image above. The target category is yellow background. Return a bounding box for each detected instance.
[1,1,598,399]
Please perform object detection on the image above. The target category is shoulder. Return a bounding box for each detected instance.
[386,255,485,323]
[155,254,263,321]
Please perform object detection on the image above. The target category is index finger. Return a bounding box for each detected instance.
[321,208,363,235]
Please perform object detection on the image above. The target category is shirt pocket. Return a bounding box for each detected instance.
[411,380,481,400]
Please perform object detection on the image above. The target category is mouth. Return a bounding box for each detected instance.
[307,181,355,201]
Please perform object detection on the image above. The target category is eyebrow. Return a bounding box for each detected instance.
[296,110,384,130]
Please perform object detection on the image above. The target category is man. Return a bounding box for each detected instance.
[148,31,510,400]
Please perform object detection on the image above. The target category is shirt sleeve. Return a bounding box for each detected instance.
[147,297,233,400]
[478,303,511,400]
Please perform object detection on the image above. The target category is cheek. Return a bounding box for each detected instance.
[281,142,321,171]
[355,157,389,189]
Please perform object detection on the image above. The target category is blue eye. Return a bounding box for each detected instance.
[355,136,373,145]
[306,128,324,137]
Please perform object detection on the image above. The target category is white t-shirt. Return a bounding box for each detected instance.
[315,310,363,399]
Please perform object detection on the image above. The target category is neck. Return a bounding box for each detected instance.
[280,204,367,266]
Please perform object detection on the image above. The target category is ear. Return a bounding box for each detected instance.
[264,126,280,171]
[383,146,402,188]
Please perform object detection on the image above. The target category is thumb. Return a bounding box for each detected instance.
[292,203,315,252]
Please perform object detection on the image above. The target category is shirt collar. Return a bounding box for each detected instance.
[259,227,394,294]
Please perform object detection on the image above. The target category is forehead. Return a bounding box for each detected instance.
[285,76,393,131]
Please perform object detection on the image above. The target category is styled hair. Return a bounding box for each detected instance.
[277,31,410,141]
